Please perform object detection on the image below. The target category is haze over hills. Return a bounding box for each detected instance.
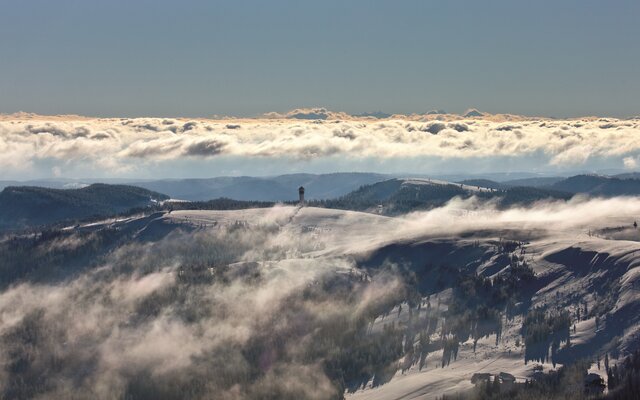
[0,172,564,201]
[5,171,640,203]
[0,173,392,201]
[459,174,640,197]
[549,175,640,196]
[130,173,390,201]
[500,177,565,188]
[6,172,640,232]
[0,178,140,191]
[316,178,572,215]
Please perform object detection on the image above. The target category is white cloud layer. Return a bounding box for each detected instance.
[1,115,639,177]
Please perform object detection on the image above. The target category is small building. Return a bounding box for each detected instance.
[298,186,305,205]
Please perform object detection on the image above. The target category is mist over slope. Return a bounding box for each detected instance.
[1,197,640,399]
[6,172,640,233]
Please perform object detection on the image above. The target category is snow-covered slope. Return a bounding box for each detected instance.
[25,200,640,399]
[162,203,640,399]
[401,177,497,193]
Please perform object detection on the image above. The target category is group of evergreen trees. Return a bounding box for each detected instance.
[440,352,640,400]
[521,308,572,366]
[606,350,640,399]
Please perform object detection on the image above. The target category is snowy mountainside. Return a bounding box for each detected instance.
[1,200,639,399]
[163,204,640,397]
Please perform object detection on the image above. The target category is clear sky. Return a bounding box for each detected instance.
[1,0,639,118]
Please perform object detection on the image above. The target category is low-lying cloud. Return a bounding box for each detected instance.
[1,116,639,176]
[0,216,407,399]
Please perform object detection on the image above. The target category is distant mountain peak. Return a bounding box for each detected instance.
[262,107,350,120]
[426,109,447,115]
[463,108,484,118]
[354,111,392,119]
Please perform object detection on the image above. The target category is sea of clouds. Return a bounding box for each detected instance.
[1,115,639,178]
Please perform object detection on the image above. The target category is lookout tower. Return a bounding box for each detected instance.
[298,186,305,206]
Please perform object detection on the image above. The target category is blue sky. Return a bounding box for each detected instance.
[1,0,639,118]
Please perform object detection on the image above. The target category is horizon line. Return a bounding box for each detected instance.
[2,108,639,122]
